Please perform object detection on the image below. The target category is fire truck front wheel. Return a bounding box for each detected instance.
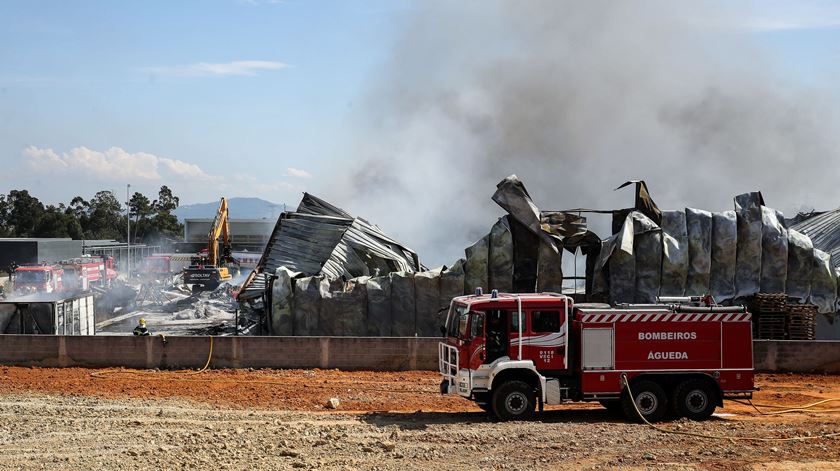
[672,379,717,421]
[492,381,536,421]
[622,380,668,423]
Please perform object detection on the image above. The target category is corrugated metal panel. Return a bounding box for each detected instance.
[238,194,420,300]
[791,209,840,268]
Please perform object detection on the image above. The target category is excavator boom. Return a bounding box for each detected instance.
[182,197,234,290]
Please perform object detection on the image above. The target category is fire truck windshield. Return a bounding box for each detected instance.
[16,270,48,283]
[446,305,470,339]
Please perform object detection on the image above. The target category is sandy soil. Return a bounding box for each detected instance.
[0,369,837,470]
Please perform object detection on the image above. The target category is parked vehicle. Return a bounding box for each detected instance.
[439,291,754,422]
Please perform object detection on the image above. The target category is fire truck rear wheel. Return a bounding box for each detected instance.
[672,379,717,421]
[622,380,667,423]
[492,380,536,421]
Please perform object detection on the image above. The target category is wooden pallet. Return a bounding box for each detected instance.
[788,304,817,340]
[756,312,787,340]
[750,293,788,313]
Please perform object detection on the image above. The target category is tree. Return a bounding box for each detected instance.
[129,192,153,241]
[150,185,183,240]
[86,191,124,240]
[4,190,45,237]
[154,185,179,212]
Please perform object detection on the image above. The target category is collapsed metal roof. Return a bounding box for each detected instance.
[791,209,840,269]
[239,193,420,300]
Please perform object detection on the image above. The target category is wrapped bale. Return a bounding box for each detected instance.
[270,267,299,335]
[390,271,416,336]
[591,236,616,302]
[464,234,489,293]
[609,213,636,304]
[810,249,836,314]
[488,217,514,292]
[537,240,563,293]
[760,206,788,294]
[734,192,763,297]
[633,213,661,303]
[786,229,813,303]
[660,210,688,296]
[686,208,712,296]
[292,276,325,336]
[320,278,368,336]
[366,275,392,336]
[710,211,737,302]
[415,269,443,337]
[439,259,466,327]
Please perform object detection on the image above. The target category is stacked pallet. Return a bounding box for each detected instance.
[750,294,788,340]
[788,304,818,340]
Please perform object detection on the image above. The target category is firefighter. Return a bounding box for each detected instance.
[133,318,151,336]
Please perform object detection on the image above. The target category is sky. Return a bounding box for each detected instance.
[3,1,840,265]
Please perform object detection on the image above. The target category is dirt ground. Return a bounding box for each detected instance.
[0,369,837,470]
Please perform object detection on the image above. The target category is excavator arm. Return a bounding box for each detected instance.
[207,197,232,267]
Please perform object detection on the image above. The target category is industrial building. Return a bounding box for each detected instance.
[183,218,274,251]
[0,238,82,271]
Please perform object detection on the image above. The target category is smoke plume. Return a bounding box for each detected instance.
[334,1,840,266]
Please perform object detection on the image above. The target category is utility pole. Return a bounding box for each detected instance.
[126,183,131,278]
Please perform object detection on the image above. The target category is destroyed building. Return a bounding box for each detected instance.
[240,177,840,340]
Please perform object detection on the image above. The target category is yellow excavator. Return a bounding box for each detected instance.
[182,197,237,291]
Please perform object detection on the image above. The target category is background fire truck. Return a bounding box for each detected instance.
[439,291,754,422]
[12,265,63,295]
[59,256,117,292]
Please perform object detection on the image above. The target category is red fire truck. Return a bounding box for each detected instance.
[13,265,64,294]
[439,291,754,422]
[59,256,118,292]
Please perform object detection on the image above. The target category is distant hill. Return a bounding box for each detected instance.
[173,197,286,221]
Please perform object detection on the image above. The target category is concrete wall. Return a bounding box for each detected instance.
[0,336,837,373]
[753,340,840,373]
[0,335,440,371]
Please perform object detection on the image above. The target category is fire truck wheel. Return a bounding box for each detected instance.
[672,379,717,421]
[492,381,536,421]
[622,380,667,423]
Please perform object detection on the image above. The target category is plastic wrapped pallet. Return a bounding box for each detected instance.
[415,269,442,337]
[734,192,763,297]
[390,271,416,336]
[786,229,813,303]
[710,211,737,302]
[591,236,616,302]
[365,275,392,336]
[439,259,466,326]
[536,240,563,293]
[660,210,688,296]
[464,234,489,294]
[609,213,636,304]
[319,278,368,336]
[633,213,662,303]
[270,267,299,335]
[760,206,788,294]
[810,249,836,314]
[685,208,712,296]
[292,276,325,336]
[488,217,514,292]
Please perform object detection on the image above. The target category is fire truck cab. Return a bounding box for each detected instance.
[439,291,754,422]
[13,265,63,294]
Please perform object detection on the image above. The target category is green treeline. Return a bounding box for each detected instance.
[0,186,183,243]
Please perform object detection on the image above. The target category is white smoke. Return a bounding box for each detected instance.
[332,1,840,266]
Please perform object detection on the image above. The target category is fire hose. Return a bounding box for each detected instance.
[620,374,840,442]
